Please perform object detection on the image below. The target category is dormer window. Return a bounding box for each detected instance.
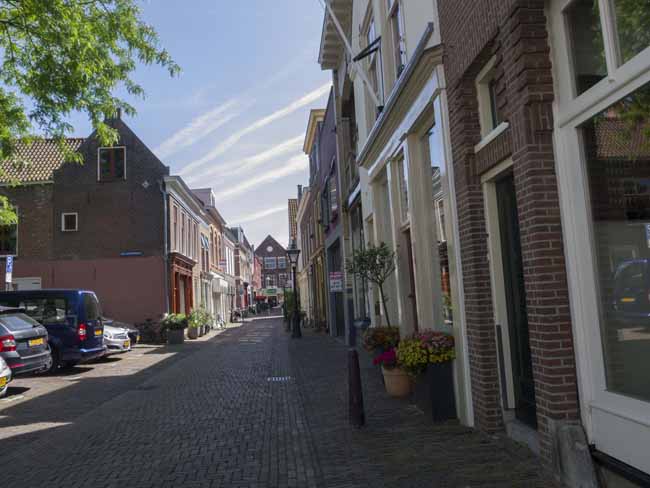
[98,147,126,181]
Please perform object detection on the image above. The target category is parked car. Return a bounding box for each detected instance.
[0,307,52,375]
[0,290,106,371]
[0,356,11,398]
[612,258,650,327]
[103,324,131,355]
[101,317,140,348]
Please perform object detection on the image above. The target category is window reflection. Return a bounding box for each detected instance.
[566,0,606,95]
[426,98,454,328]
[583,82,650,402]
[613,0,650,65]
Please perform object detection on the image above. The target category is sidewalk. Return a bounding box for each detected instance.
[289,328,559,488]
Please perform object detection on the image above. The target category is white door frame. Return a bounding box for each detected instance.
[481,158,517,411]
[548,0,650,473]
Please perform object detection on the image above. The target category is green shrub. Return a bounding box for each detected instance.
[161,313,187,331]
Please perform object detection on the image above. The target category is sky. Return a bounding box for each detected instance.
[67,0,331,250]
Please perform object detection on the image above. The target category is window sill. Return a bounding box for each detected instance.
[474,122,509,154]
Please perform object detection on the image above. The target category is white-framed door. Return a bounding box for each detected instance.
[549,0,650,473]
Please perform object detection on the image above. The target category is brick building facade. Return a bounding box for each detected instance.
[0,117,170,324]
[254,235,289,305]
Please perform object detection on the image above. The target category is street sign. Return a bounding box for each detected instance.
[5,255,13,287]
[329,271,344,292]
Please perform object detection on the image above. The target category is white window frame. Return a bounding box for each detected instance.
[549,0,650,473]
[387,0,407,78]
[475,56,502,140]
[61,212,78,232]
[97,146,127,182]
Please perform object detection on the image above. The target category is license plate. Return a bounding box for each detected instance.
[0,377,7,388]
[123,340,130,349]
[621,297,636,303]
[28,337,44,347]
[95,329,103,336]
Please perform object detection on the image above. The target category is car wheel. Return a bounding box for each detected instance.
[49,348,62,373]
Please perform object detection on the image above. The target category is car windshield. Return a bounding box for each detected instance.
[0,313,41,331]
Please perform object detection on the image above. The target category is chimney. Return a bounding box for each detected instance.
[116,108,122,120]
[297,184,303,200]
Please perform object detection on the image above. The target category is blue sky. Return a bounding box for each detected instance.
[69,0,331,249]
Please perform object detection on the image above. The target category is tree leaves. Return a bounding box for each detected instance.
[0,0,179,223]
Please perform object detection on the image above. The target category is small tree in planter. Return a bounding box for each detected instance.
[346,242,396,328]
[161,314,187,345]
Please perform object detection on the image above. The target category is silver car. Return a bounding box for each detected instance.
[0,356,11,398]
[103,325,131,355]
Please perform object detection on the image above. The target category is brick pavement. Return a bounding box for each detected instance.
[0,316,557,487]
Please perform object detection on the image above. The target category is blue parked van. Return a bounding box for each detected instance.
[0,290,106,371]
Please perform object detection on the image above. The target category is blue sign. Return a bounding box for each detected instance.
[6,256,13,274]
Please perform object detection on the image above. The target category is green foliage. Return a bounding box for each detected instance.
[0,0,179,222]
[188,308,213,328]
[161,314,187,331]
[346,243,396,327]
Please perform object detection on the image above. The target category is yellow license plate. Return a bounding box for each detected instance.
[28,337,44,347]
[621,297,636,303]
[0,377,7,388]
[95,329,103,336]
[123,340,130,348]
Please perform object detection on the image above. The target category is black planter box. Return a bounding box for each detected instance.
[413,362,457,422]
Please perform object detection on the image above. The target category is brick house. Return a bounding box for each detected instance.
[0,115,170,324]
[254,235,289,305]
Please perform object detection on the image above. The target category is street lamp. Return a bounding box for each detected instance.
[286,239,301,339]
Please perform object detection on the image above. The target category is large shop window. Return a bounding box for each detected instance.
[426,98,455,328]
[583,81,650,402]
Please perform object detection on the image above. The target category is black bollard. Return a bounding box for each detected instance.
[348,348,365,428]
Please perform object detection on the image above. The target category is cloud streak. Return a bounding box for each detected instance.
[213,154,308,202]
[180,83,330,175]
[154,98,247,159]
[185,134,304,183]
[231,205,287,225]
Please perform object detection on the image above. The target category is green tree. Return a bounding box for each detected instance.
[346,242,396,328]
[0,0,180,221]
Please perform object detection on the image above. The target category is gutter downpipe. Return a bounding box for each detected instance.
[159,180,171,314]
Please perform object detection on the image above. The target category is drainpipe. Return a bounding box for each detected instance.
[159,180,171,314]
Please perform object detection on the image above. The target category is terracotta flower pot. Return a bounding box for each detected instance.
[381,366,411,397]
[187,327,198,340]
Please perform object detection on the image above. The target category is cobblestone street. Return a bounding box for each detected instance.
[0,316,556,487]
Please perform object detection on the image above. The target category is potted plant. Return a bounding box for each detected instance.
[411,331,457,422]
[162,314,187,345]
[362,326,400,358]
[187,311,200,340]
[346,242,396,328]
[374,348,411,397]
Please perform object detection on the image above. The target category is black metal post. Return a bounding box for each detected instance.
[291,264,301,338]
[348,348,365,427]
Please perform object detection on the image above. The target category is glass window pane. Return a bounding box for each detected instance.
[566,0,607,95]
[582,81,650,402]
[426,98,454,329]
[613,0,650,65]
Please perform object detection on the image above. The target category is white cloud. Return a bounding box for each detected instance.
[185,134,304,183]
[154,98,247,159]
[180,83,331,175]
[231,205,287,225]
[213,154,308,202]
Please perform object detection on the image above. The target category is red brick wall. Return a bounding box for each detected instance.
[440,0,579,467]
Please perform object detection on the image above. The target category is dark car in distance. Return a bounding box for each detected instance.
[0,307,52,375]
[611,259,650,326]
[0,290,106,371]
